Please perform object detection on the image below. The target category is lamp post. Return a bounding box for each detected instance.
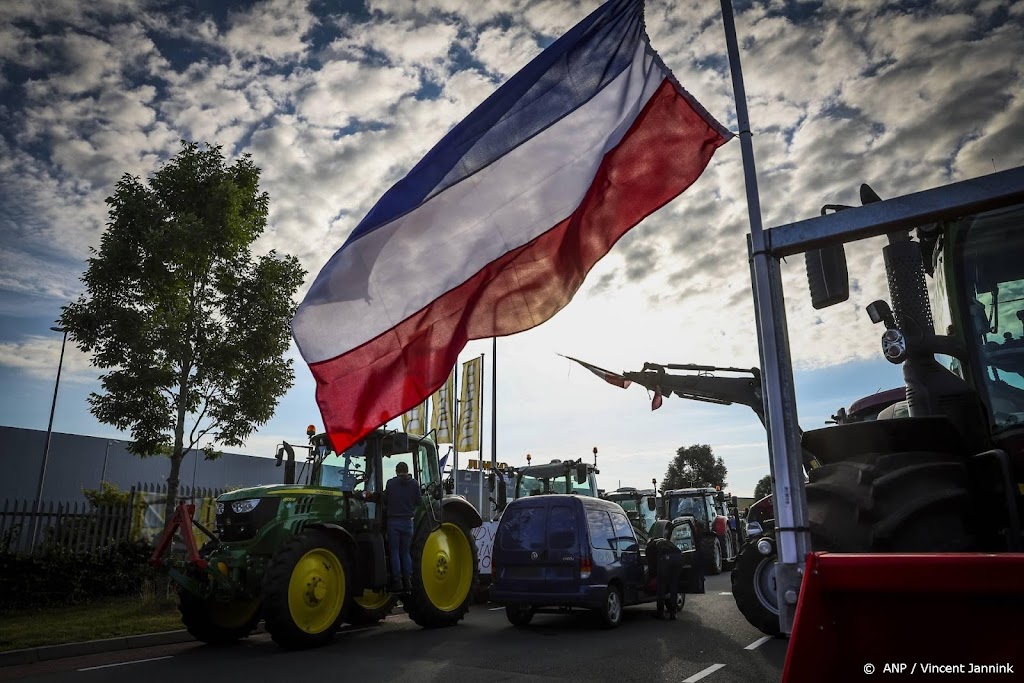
[31,325,68,548]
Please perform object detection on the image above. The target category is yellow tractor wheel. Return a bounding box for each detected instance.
[263,530,351,649]
[404,516,478,628]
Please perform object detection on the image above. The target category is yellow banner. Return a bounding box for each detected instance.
[401,399,428,436]
[457,357,482,452]
[430,368,455,443]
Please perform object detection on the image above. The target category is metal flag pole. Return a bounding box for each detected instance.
[452,361,459,489]
[491,337,497,470]
[478,352,485,516]
[719,0,809,634]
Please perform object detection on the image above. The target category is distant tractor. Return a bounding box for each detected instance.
[662,487,741,575]
[601,485,659,539]
[152,428,482,649]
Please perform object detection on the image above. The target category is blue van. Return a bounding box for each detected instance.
[489,495,702,628]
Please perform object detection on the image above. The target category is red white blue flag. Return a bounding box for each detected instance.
[292,0,732,453]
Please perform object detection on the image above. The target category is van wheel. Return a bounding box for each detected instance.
[597,585,623,628]
[505,604,534,627]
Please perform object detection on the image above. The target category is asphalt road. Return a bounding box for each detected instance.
[1,573,787,683]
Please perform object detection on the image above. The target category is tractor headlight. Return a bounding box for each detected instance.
[215,502,224,516]
[231,499,261,514]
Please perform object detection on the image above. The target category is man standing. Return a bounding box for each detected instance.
[385,461,420,592]
[646,531,684,620]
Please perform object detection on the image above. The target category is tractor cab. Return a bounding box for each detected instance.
[601,486,659,538]
[512,458,599,500]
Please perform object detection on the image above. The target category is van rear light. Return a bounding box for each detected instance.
[580,556,592,579]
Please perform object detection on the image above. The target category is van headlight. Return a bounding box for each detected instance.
[231,499,261,514]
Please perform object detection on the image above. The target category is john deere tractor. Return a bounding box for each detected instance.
[161,428,481,649]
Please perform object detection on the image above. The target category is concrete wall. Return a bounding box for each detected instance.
[1,426,285,504]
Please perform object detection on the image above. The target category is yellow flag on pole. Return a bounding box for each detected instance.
[457,357,482,452]
[430,369,455,443]
[401,399,428,436]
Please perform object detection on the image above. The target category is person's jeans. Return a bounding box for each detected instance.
[387,518,414,580]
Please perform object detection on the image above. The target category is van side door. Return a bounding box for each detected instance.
[609,510,644,601]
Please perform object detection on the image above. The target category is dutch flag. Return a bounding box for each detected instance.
[292,0,732,453]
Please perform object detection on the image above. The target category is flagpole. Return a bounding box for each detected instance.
[478,352,485,517]
[719,0,808,635]
[491,338,497,470]
[452,361,459,490]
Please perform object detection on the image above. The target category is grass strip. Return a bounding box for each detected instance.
[0,596,183,652]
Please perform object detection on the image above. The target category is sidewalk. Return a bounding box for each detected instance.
[0,630,197,667]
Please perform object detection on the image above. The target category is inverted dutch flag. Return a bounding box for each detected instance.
[293,0,732,453]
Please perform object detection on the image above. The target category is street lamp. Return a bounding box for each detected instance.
[30,325,68,548]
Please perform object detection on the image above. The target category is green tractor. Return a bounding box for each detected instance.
[156,428,482,649]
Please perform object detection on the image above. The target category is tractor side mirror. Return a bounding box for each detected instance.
[805,244,849,309]
[497,478,507,512]
[647,497,657,512]
[575,462,588,485]
[731,495,739,508]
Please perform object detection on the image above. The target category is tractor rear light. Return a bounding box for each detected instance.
[580,556,592,579]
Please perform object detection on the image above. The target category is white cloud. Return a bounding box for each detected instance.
[0,335,98,384]
[222,0,317,61]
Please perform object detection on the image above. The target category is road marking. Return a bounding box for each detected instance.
[683,663,726,682]
[744,636,773,650]
[489,606,504,611]
[78,656,173,671]
[718,591,732,595]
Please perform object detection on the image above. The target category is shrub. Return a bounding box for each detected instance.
[0,540,157,612]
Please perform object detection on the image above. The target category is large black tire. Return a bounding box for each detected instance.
[404,515,479,628]
[262,530,353,649]
[731,543,780,636]
[700,536,723,575]
[349,589,398,625]
[806,451,974,552]
[178,590,261,645]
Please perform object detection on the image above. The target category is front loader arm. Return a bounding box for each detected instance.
[617,362,820,472]
[623,363,767,427]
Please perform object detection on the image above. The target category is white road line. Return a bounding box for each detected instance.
[682,663,726,682]
[718,591,732,595]
[744,636,773,650]
[489,606,504,611]
[77,656,173,672]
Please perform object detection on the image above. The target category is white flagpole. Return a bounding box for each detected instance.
[719,0,808,636]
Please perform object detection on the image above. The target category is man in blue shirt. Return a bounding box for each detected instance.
[385,461,420,592]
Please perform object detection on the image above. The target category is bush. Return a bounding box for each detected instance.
[0,540,158,612]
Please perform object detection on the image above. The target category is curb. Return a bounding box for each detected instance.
[0,630,196,668]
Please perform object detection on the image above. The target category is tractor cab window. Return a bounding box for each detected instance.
[570,472,598,497]
[321,441,371,497]
[668,496,707,524]
[959,203,1024,431]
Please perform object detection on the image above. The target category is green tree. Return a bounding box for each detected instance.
[61,141,305,522]
[661,444,727,491]
[753,474,772,501]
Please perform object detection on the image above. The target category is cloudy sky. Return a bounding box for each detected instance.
[1,0,1021,497]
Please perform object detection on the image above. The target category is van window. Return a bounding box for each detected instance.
[587,509,615,551]
[609,511,637,552]
[499,506,546,551]
[548,505,577,549]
